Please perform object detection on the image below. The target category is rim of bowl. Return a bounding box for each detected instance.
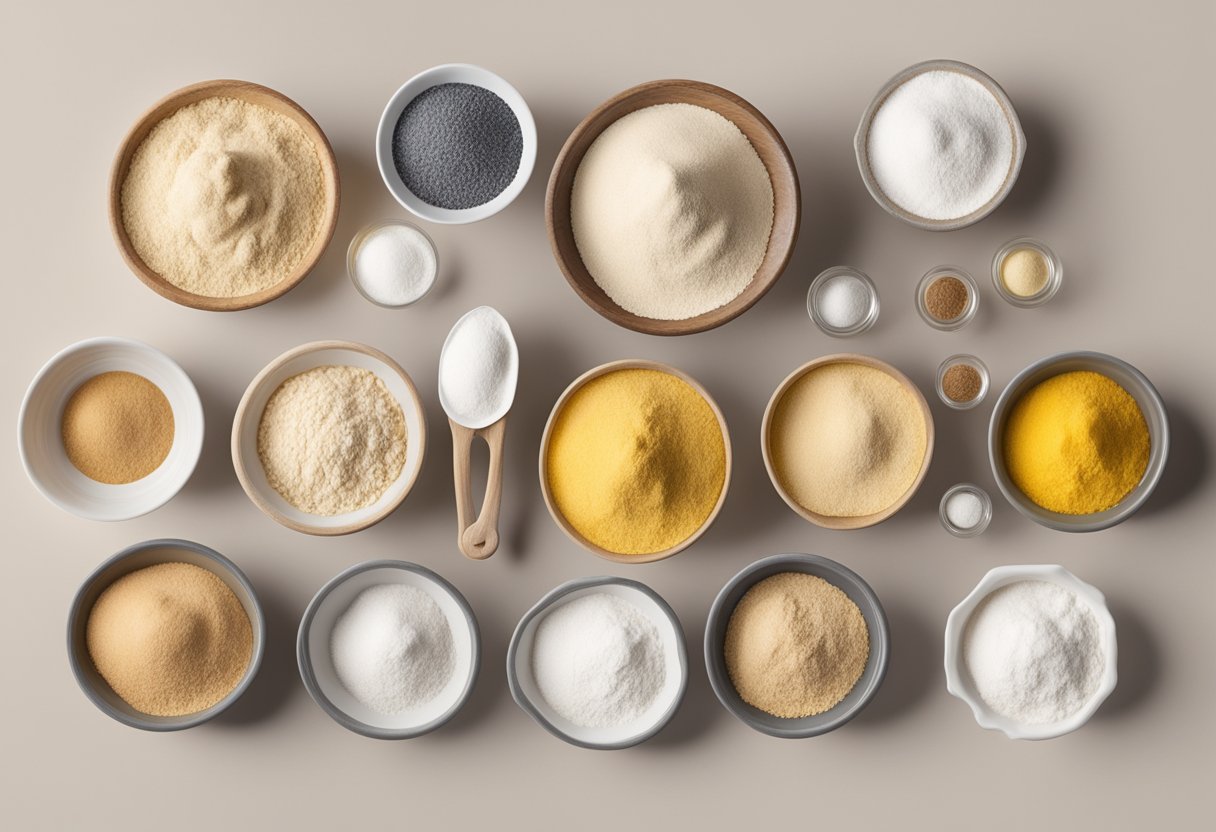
[66,538,266,731]
[943,564,1118,740]
[987,350,1169,532]
[108,79,340,311]
[703,554,890,738]
[544,78,801,336]
[296,559,482,740]
[760,354,935,529]
[375,63,537,225]
[346,219,440,309]
[537,359,733,562]
[853,59,1026,231]
[505,576,689,750]
[806,266,881,338]
[230,340,428,536]
[18,336,205,522]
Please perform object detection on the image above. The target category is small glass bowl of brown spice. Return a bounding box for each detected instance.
[917,266,979,331]
[936,354,990,410]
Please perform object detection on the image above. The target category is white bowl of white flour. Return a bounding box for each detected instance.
[944,564,1118,740]
[507,577,688,749]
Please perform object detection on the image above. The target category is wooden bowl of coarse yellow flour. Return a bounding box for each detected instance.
[109,80,340,311]
[231,341,427,536]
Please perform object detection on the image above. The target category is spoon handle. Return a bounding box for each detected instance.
[449,419,477,556]
[460,416,507,560]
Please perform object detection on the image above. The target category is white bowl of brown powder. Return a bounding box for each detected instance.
[231,341,427,535]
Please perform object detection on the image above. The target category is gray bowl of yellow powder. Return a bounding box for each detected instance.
[704,554,889,738]
[989,351,1169,532]
[67,539,265,731]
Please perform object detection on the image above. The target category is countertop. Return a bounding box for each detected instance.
[2,1,1212,828]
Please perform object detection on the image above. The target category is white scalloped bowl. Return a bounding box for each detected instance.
[944,564,1118,740]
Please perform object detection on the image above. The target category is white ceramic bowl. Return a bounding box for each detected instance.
[506,577,688,750]
[297,560,480,740]
[231,341,427,535]
[376,63,537,224]
[18,337,203,521]
[944,564,1118,740]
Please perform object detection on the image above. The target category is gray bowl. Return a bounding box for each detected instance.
[506,577,688,750]
[704,554,889,738]
[854,59,1026,231]
[66,539,266,731]
[296,560,480,740]
[988,351,1169,532]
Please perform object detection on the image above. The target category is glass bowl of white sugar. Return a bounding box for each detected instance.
[347,220,439,308]
[807,266,880,337]
[939,483,992,537]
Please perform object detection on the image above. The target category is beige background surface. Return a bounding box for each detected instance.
[2,0,1212,828]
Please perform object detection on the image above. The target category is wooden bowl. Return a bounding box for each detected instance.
[231,341,427,536]
[545,80,800,336]
[109,80,341,311]
[538,359,732,563]
[761,354,935,530]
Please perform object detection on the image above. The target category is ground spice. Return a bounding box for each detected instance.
[257,365,407,516]
[924,275,969,321]
[121,96,326,298]
[724,572,869,718]
[1004,370,1150,514]
[942,363,983,403]
[61,371,174,484]
[769,362,927,517]
[545,368,726,555]
[1000,248,1051,297]
[86,562,252,717]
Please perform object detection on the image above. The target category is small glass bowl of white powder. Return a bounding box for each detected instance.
[944,565,1118,740]
[347,220,439,308]
[807,266,880,337]
[939,483,992,537]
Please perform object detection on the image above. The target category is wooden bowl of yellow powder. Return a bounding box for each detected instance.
[762,355,934,529]
[232,341,427,536]
[110,80,340,311]
[989,351,1168,532]
[540,360,731,562]
[67,539,265,731]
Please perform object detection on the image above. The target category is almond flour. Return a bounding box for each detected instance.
[257,365,406,516]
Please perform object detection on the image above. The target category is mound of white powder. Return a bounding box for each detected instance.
[531,592,666,728]
[571,103,774,321]
[963,580,1105,725]
[867,70,1014,221]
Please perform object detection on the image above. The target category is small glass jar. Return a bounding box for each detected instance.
[991,237,1062,308]
[916,266,979,331]
[939,483,993,538]
[346,219,439,308]
[936,354,990,410]
[807,266,880,337]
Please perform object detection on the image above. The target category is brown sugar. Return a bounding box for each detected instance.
[942,363,983,403]
[723,572,870,718]
[924,275,969,321]
[85,562,253,716]
[61,371,174,484]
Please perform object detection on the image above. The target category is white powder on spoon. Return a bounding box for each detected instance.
[439,306,518,428]
[963,580,1104,725]
[531,592,666,729]
[330,583,455,715]
[571,103,774,320]
[867,70,1014,221]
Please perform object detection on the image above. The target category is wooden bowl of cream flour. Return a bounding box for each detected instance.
[546,79,800,336]
[109,79,340,311]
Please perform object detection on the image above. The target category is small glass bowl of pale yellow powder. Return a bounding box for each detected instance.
[992,237,1063,308]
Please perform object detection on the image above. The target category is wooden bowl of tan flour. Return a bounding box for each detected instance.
[546,80,800,336]
[109,80,340,311]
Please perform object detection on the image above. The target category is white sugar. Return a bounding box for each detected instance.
[817,274,871,329]
[946,490,984,530]
[352,223,437,306]
[439,306,518,428]
[867,70,1014,221]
